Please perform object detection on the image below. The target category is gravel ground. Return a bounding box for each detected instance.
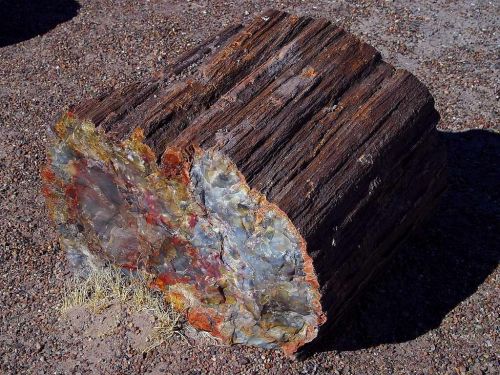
[0,1,498,374]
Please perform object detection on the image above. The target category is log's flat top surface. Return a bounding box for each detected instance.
[74,11,434,157]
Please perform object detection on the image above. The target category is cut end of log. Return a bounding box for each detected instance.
[42,113,326,355]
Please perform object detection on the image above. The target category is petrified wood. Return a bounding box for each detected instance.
[42,10,447,356]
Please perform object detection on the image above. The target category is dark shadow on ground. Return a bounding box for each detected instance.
[306,129,499,354]
[0,0,80,47]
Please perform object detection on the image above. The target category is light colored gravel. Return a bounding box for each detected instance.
[0,1,498,374]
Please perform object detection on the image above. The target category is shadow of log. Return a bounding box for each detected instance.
[303,129,499,355]
[0,0,80,47]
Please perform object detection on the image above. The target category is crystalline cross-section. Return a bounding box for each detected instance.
[42,113,325,355]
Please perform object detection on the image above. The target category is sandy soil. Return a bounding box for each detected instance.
[0,1,498,374]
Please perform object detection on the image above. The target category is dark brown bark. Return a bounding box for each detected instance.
[71,9,447,347]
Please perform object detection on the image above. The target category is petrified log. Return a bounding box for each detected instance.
[42,10,447,356]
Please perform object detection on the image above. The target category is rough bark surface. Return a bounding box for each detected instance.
[67,9,447,350]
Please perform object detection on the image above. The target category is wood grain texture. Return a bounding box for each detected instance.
[71,9,447,347]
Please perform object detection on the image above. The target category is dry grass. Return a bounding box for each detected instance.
[60,266,183,351]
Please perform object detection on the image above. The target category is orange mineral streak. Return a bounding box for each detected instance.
[120,262,138,271]
[145,212,158,225]
[41,185,54,199]
[53,112,76,138]
[164,290,189,311]
[160,148,191,185]
[64,184,79,212]
[128,128,156,164]
[54,120,67,139]
[170,235,187,247]
[187,308,225,338]
[281,324,318,357]
[302,66,317,78]
[41,165,58,201]
[153,273,191,289]
[40,166,56,183]
[41,162,66,221]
